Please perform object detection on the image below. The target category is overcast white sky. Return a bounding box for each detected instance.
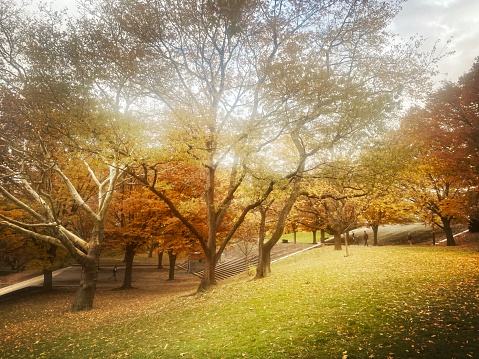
[390,0,479,83]
[29,0,479,84]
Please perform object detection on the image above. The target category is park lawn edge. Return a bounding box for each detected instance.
[2,244,479,359]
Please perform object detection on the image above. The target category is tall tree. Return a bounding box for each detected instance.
[397,58,479,245]
[76,0,441,288]
[0,2,131,310]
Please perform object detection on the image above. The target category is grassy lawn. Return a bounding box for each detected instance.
[1,241,479,358]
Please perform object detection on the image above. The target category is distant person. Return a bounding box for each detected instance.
[363,231,369,246]
[352,232,357,245]
[407,233,412,245]
[110,266,118,281]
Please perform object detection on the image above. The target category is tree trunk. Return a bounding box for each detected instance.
[334,231,342,250]
[121,245,136,289]
[198,253,217,291]
[255,206,269,279]
[71,259,99,311]
[71,227,102,311]
[372,224,379,246]
[167,250,177,280]
[42,244,56,291]
[148,243,158,258]
[43,269,53,291]
[157,251,164,269]
[320,229,325,243]
[256,244,271,279]
[312,230,317,244]
[441,217,456,246]
[344,232,350,257]
[199,150,218,291]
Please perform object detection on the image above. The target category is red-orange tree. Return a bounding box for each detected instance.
[398,59,479,244]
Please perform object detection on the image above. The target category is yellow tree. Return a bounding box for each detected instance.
[77,0,442,288]
[0,2,133,310]
[358,136,417,245]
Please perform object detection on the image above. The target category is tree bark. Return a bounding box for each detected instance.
[320,229,325,243]
[344,232,350,257]
[256,245,271,278]
[43,269,53,291]
[441,217,456,246]
[372,224,379,246]
[157,251,164,269]
[255,206,269,279]
[334,231,342,250]
[121,244,136,289]
[312,230,317,244]
[198,254,217,291]
[71,226,102,311]
[42,244,56,291]
[71,259,99,311]
[167,250,177,280]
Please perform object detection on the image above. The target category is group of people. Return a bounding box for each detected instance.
[351,231,413,246]
[351,231,369,246]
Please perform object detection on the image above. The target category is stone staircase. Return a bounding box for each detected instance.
[178,242,322,280]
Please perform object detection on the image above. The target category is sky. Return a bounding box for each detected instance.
[26,0,479,85]
[389,0,479,84]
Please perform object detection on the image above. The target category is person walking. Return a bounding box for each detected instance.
[363,231,369,246]
[110,265,118,281]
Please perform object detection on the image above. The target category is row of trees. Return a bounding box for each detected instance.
[1,0,477,311]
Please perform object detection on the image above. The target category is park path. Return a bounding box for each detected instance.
[0,242,322,297]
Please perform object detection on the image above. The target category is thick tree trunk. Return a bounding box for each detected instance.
[372,224,379,246]
[43,269,53,291]
[121,245,135,289]
[441,217,456,246]
[320,229,325,243]
[71,227,102,311]
[256,244,271,279]
[334,231,342,250]
[71,260,99,311]
[167,250,177,280]
[198,254,217,291]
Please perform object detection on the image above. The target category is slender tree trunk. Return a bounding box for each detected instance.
[199,150,218,291]
[255,206,269,279]
[121,245,135,289]
[167,250,177,280]
[441,217,456,246]
[344,232,350,257]
[148,243,158,258]
[320,229,325,243]
[372,224,379,246]
[157,251,164,269]
[312,230,317,244]
[42,244,57,291]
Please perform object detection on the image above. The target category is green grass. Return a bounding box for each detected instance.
[281,231,326,243]
[3,245,479,358]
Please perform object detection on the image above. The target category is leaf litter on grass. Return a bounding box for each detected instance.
[2,244,479,358]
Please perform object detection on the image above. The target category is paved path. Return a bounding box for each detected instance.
[0,267,79,297]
